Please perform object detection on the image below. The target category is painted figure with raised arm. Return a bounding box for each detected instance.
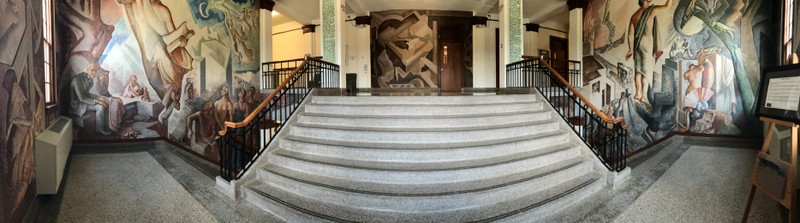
[626,0,673,103]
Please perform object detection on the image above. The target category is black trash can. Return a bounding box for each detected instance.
[346,73,357,93]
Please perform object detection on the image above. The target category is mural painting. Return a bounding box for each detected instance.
[583,0,777,151]
[371,10,473,88]
[1,0,45,222]
[56,0,260,162]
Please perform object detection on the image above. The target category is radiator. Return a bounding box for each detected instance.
[35,116,73,195]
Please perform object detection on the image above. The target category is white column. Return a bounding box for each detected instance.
[320,0,344,65]
[500,0,523,87]
[568,2,583,88]
[568,8,583,63]
[260,9,273,65]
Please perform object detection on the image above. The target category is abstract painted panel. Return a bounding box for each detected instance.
[370,10,473,89]
[1,0,45,222]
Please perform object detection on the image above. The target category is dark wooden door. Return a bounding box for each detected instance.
[440,41,463,92]
[550,36,569,81]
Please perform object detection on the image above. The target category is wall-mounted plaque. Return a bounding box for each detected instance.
[756,64,800,124]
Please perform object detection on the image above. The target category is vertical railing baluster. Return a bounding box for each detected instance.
[504,58,626,173]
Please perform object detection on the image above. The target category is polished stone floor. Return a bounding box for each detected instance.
[40,151,217,222]
[26,137,785,222]
[613,146,781,222]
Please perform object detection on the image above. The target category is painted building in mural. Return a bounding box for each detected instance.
[55,0,261,162]
[582,0,777,151]
[1,0,46,222]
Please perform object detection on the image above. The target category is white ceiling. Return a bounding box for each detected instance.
[272,0,568,28]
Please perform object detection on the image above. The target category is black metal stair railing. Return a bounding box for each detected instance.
[261,56,324,89]
[506,57,627,172]
[219,56,339,181]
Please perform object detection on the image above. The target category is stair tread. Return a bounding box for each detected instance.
[274,136,575,171]
[262,149,583,187]
[294,110,551,131]
[299,108,540,118]
[311,95,538,106]
[244,165,602,222]
[260,154,587,196]
[286,121,560,148]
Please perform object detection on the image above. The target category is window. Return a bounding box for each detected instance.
[784,0,794,64]
[43,0,55,104]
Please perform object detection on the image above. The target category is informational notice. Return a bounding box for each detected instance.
[765,76,800,112]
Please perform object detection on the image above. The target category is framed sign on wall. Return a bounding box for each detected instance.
[756,64,800,124]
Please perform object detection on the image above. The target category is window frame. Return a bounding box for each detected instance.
[784,0,795,65]
[43,0,56,105]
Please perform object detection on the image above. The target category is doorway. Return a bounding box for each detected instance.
[549,36,569,81]
[440,41,464,92]
[438,26,465,92]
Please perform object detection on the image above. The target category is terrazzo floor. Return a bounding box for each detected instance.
[612,146,782,223]
[54,152,217,222]
[25,139,786,222]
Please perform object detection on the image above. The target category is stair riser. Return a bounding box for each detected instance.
[288,122,560,146]
[295,112,551,130]
[498,177,607,223]
[267,147,582,187]
[276,134,572,170]
[311,95,537,105]
[303,103,543,117]
[250,162,595,222]
[262,154,586,196]
[242,188,329,223]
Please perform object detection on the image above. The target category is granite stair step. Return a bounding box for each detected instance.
[261,151,586,195]
[243,162,599,222]
[310,95,537,106]
[302,102,543,117]
[274,132,572,171]
[293,110,552,132]
[285,120,560,149]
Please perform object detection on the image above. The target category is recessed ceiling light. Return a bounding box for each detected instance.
[272,11,279,16]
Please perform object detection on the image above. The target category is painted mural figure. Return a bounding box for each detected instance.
[186,101,215,144]
[118,0,195,123]
[625,0,673,104]
[247,86,261,113]
[234,88,251,122]
[214,85,234,131]
[209,0,259,66]
[122,75,151,101]
[70,63,114,135]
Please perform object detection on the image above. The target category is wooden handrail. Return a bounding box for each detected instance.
[537,57,628,129]
[218,59,309,136]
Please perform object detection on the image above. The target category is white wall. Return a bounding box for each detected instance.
[272,21,318,61]
[523,20,568,56]
[343,16,371,89]
[472,19,499,88]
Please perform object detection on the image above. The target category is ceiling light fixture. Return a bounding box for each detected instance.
[346,16,371,28]
[471,16,497,28]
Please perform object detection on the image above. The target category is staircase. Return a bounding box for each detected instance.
[223,93,616,222]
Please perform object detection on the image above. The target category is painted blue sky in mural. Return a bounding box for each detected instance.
[100,19,132,64]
